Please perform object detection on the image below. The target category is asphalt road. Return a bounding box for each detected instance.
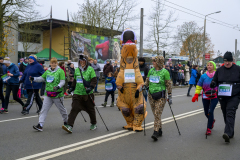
[1,88,240,160]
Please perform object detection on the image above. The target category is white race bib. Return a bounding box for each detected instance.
[77,76,83,83]
[46,75,54,83]
[140,71,144,76]
[105,83,113,90]
[202,93,208,99]
[124,69,135,82]
[149,75,160,83]
[218,84,232,96]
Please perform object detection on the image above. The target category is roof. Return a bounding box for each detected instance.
[36,48,67,61]
[18,18,122,37]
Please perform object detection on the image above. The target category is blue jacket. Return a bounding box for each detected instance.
[21,61,45,89]
[0,63,7,75]
[6,63,20,85]
[189,69,197,85]
[105,77,116,92]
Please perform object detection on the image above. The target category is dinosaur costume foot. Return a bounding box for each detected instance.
[123,124,133,130]
[133,126,143,132]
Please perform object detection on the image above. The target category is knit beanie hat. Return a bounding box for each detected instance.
[106,59,110,62]
[29,54,37,62]
[208,61,217,71]
[20,58,24,61]
[223,51,233,62]
[3,57,11,64]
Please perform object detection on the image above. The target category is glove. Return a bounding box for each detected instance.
[192,94,199,102]
[29,76,34,81]
[53,86,60,92]
[168,94,172,105]
[210,81,216,88]
[68,88,74,94]
[86,86,93,94]
[120,87,124,93]
[135,90,139,98]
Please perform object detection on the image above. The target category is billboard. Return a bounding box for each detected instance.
[71,31,120,63]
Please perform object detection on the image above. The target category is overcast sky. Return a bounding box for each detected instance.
[35,0,240,57]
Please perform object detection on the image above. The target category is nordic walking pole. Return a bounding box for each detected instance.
[168,100,181,135]
[30,77,39,117]
[143,87,146,136]
[88,93,109,131]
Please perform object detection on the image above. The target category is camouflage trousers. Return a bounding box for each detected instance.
[148,94,166,131]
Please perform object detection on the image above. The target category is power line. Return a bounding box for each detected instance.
[165,0,237,28]
[162,3,240,31]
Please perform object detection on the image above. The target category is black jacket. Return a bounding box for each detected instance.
[139,63,149,82]
[212,64,240,96]
[19,62,28,73]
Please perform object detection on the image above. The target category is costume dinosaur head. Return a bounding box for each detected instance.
[120,29,139,70]
[78,54,89,71]
[152,56,165,70]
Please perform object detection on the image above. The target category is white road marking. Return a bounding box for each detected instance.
[17,106,220,160]
[0,116,38,123]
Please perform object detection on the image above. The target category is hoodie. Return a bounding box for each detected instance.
[145,56,172,94]
[105,77,116,92]
[21,61,45,89]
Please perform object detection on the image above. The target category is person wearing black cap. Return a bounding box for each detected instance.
[139,57,149,101]
[210,51,240,143]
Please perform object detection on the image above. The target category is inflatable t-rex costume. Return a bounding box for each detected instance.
[116,29,147,131]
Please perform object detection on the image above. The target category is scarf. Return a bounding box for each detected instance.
[206,71,215,78]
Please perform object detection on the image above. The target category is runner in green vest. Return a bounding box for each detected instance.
[62,54,97,133]
[32,58,68,132]
[144,56,172,141]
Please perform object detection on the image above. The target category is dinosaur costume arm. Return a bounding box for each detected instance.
[116,69,124,88]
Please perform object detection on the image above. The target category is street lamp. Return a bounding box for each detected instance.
[202,11,221,66]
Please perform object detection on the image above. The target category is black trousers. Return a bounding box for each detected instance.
[5,84,24,109]
[219,96,240,138]
[68,94,96,126]
[187,84,196,95]
[24,89,43,111]
[0,83,4,108]
[105,91,115,103]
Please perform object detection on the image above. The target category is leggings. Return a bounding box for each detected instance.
[105,91,115,103]
[202,98,218,129]
[0,83,4,108]
[5,84,24,109]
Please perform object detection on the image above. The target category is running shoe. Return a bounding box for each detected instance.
[33,124,43,132]
[206,128,211,135]
[223,133,230,143]
[90,124,97,130]
[0,108,8,114]
[62,124,73,133]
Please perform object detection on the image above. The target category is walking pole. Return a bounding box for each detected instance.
[88,93,109,131]
[168,100,181,135]
[30,77,39,117]
[143,88,146,136]
[206,90,213,139]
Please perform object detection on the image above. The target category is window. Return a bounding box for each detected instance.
[18,32,41,43]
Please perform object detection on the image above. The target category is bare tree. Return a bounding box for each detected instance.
[176,21,214,64]
[0,0,40,56]
[146,0,177,55]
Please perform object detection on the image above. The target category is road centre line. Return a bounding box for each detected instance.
[17,106,219,160]
[35,109,209,160]
[0,94,187,123]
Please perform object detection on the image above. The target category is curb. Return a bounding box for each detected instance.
[6,86,188,104]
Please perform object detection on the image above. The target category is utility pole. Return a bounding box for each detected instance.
[202,11,221,66]
[49,6,53,60]
[235,39,237,62]
[140,8,143,57]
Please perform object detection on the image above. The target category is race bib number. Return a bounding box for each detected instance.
[140,71,144,76]
[149,75,160,83]
[76,76,83,83]
[218,84,232,96]
[105,83,113,90]
[202,93,208,99]
[1,74,10,82]
[46,75,54,83]
[124,69,135,82]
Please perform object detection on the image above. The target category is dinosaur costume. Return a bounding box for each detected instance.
[116,29,147,131]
